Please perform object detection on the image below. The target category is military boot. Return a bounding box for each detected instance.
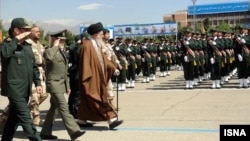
[0,114,8,133]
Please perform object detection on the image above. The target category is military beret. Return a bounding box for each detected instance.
[48,29,67,39]
[10,18,32,29]
[81,32,90,39]
[87,22,104,35]
[74,34,81,42]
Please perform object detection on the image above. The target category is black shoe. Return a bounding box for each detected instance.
[109,120,123,130]
[70,131,85,140]
[40,134,58,140]
[77,122,94,127]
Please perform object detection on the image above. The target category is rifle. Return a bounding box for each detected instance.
[233,35,249,55]
[181,38,195,57]
[206,37,222,57]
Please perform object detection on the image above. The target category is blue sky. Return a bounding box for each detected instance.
[0,0,248,26]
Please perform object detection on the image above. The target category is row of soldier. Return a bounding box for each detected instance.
[95,26,250,90]
[180,26,250,89]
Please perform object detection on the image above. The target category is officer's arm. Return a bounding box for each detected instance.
[43,46,59,62]
[1,38,19,58]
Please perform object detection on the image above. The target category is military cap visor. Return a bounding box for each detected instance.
[11,18,32,29]
[48,29,67,39]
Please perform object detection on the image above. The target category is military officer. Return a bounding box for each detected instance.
[40,30,85,140]
[0,18,42,141]
[100,29,121,109]
[26,26,48,126]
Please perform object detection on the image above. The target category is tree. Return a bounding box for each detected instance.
[203,18,211,32]
[216,21,232,32]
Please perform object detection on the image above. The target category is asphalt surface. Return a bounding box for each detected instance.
[1,67,250,141]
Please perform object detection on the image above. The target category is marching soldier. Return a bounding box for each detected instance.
[134,40,142,80]
[114,37,128,91]
[234,26,250,88]
[181,29,195,89]
[195,32,205,82]
[100,29,122,110]
[27,26,48,126]
[201,33,210,80]
[191,32,199,86]
[126,38,136,88]
[141,38,151,83]
[148,38,158,80]
[207,29,223,89]
[165,39,172,76]
[158,38,168,77]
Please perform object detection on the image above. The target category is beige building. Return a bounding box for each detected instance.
[163,10,188,27]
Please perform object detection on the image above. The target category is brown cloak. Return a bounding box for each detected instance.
[77,39,117,121]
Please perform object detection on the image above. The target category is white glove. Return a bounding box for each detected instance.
[240,39,246,44]
[212,41,216,45]
[127,48,132,52]
[159,47,163,50]
[210,57,215,64]
[115,47,119,51]
[114,69,120,76]
[158,57,161,61]
[16,31,31,41]
[142,46,147,49]
[184,56,188,62]
[53,39,60,47]
[142,58,145,62]
[238,54,243,62]
[185,41,189,45]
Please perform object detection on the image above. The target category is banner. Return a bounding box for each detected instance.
[80,24,114,39]
[113,22,177,36]
[188,1,250,15]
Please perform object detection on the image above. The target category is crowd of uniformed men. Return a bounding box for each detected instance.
[88,26,250,90]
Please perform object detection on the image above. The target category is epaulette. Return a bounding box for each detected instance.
[4,37,12,42]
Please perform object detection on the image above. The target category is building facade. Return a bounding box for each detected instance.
[164,1,250,28]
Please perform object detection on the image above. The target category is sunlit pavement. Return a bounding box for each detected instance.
[1,68,250,141]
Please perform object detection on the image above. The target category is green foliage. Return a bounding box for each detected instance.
[215,21,232,32]
[203,18,211,32]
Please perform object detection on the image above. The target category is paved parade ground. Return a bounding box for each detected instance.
[1,68,250,141]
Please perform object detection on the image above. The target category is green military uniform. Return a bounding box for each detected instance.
[0,18,41,141]
[159,39,168,77]
[181,29,196,89]
[134,40,142,80]
[209,29,223,88]
[68,34,82,118]
[201,34,210,80]
[148,39,158,80]
[126,40,137,88]
[165,41,173,75]
[141,38,151,83]
[234,26,250,88]
[114,39,128,91]
[41,30,81,139]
